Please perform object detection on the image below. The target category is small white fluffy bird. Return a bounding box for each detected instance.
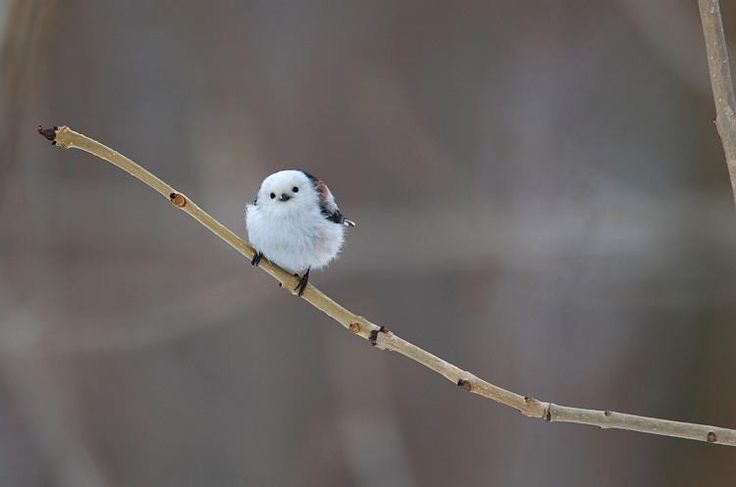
[246,170,355,296]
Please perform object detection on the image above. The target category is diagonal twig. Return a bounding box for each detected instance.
[699,0,736,205]
[37,125,736,447]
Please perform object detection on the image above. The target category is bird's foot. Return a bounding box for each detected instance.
[294,268,311,297]
[251,251,264,267]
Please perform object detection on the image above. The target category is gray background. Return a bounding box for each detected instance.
[1,1,735,485]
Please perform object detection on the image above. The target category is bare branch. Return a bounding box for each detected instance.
[37,125,736,447]
[699,0,736,204]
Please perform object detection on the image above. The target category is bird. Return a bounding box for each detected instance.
[245,169,355,296]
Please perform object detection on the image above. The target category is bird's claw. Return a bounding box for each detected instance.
[251,252,264,267]
[294,268,311,297]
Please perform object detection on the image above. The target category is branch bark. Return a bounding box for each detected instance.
[37,125,736,447]
[699,0,736,204]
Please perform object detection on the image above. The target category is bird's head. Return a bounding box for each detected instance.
[256,170,317,216]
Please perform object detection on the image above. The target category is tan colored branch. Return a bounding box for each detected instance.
[37,125,736,447]
[699,0,736,204]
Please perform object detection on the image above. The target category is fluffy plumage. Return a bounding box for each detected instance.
[245,170,355,279]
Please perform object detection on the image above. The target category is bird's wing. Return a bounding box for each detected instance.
[302,171,356,227]
[319,184,355,227]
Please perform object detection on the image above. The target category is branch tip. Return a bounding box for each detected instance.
[37,125,57,142]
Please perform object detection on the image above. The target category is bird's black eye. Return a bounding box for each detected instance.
[292,186,299,193]
[270,192,276,199]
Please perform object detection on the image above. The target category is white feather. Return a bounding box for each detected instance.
[245,170,349,274]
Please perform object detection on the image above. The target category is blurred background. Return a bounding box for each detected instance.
[2,1,736,485]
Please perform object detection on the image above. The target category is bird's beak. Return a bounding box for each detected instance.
[279,193,291,202]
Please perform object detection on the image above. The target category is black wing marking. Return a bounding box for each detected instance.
[322,206,356,226]
[300,170,356,227]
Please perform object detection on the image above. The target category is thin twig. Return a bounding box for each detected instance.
[37,125,736,447]
[699,0,736,205]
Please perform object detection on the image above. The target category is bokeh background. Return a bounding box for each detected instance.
[2,1,736,485]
